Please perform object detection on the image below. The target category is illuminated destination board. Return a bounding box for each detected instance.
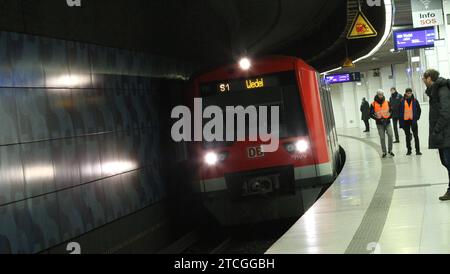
[200,71,296,97]
[325,72,361,84]
[394,27,435,51]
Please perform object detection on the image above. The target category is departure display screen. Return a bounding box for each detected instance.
[394,27,435,51]
[324,72,361,84]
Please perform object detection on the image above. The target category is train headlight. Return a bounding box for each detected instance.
[239,58,251,70]
[204,152,228,166]
[205,152,218,166]
[284,140,309,154]
[295,140,309,153]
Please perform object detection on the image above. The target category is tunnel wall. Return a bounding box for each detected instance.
[0,31,194,253]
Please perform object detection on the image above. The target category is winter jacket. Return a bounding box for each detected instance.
[399,95,422,128]
[426,77,450,149]
[370,96,392,126]
[389,92,403,119]
[360,101,370,121]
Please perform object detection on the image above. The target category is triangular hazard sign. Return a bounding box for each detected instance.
[347,11,378,39]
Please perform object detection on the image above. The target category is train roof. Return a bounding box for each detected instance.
[191,56,317,83]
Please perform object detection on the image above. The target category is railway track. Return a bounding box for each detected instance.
[159,218,296,254]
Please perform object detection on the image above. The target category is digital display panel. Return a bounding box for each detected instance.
[394,27,435,51]
[324,72,361,84]
[199,71,296,97]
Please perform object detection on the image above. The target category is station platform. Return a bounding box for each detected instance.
[266,126,450,254]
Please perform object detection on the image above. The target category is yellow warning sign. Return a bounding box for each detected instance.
[347,11,378,39]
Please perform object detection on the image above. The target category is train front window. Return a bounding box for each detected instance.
[199,71,308,148]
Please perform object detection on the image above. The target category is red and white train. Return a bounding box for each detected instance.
[189,56,343,225]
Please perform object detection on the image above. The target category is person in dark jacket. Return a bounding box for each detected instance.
[423,69,450,201]
[370,90,395,158]
[360,98,370,132]
[399,88,422,156]
[390,87,403,143]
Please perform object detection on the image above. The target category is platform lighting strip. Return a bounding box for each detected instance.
[320,0,393,76]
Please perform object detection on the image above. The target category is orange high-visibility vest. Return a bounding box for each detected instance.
[372,101,390,119]
[404,100,413,121]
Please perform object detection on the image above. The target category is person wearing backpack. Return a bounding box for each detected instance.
[423,69,450,201]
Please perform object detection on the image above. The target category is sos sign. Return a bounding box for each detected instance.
[413,11,443,28]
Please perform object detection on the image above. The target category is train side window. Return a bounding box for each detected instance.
[324,87,336,149]
[320,87,333,153]
[326,88,338,147]
[324,87,336,152]
[327,90,338,149]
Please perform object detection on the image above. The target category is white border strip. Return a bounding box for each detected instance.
[354,0,393,63]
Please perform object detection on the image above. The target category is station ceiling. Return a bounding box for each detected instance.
[342,0,412,73]
[0,0,388,74]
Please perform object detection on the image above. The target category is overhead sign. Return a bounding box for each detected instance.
[347,11,378,39]
[393,27,436,51]
[325,72,361,84]
[411,0,444,28]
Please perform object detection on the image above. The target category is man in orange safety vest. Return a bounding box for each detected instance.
[399,88,422,156]
[370,89,395,158]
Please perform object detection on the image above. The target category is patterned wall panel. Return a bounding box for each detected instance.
[0,31,193,253]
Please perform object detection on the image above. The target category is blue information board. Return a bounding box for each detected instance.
[394,27,435,51]
[325,72,361,84]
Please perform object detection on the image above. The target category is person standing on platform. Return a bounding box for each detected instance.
[390,87,403,144]
[370,90,395,158]
[399,88,422,156]
[423,69,450,201]
[360,97,370,132]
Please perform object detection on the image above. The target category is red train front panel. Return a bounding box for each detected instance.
[193,55,332,190]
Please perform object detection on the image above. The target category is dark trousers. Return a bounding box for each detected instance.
[363,119,370,131]
[393,118,400,141]
[403,121,420,152]
[439,148,450,191]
